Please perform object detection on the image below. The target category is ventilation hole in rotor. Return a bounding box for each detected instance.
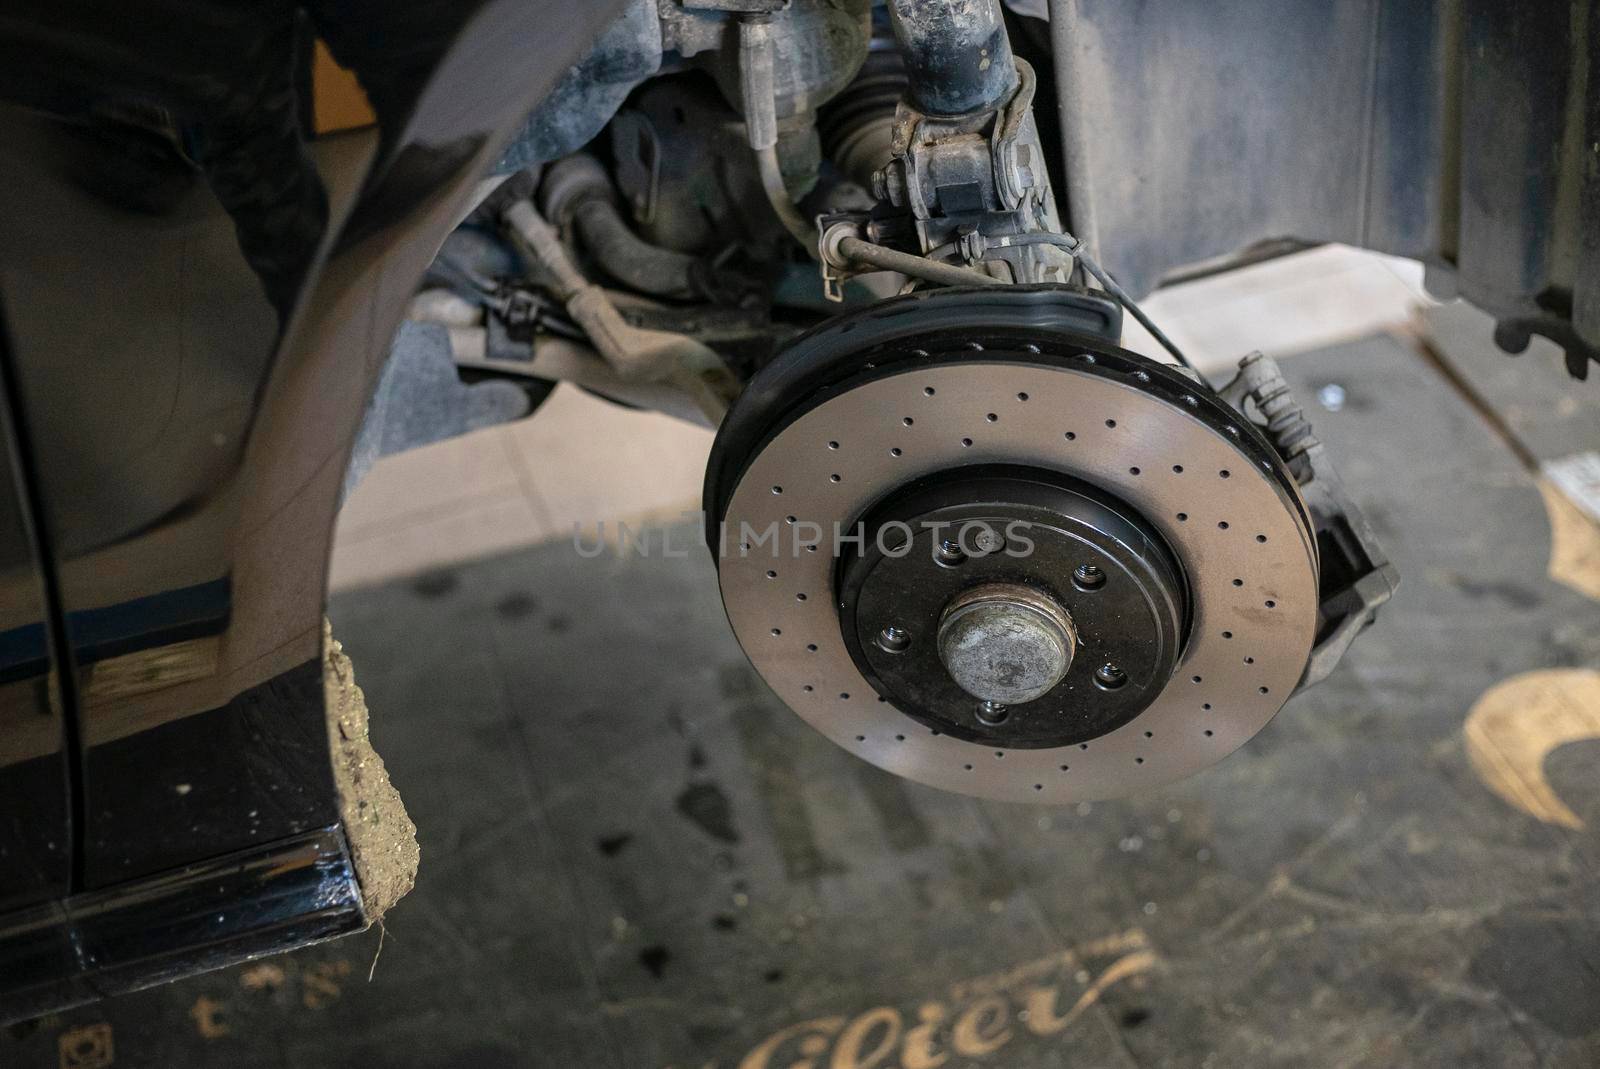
[879,696,889,703]
[930,728,940,735]
[1202,703,1212,710]
[895,734,905,742]
[1265,600,1276,609]
[1204,729,1215,737]
[1221,630,1234,639]
[795,593,807,601]
[771,486,783,495]
[986,413,998,423]
[839,692,850,700]
[1218,521,1230,530]
[802,684,814,692]
[1059,764,1070,772]
[961,437,974,447]
[1017,392,1030,401]
[827,440,840,450]
[829,473,841,483]
[1078,742,1089,751]
[1144,730,1154,738]
[1219,469,1231,479]
[1034,783,1044,791]
[964,763,974,771]
[1259,686,1270,695]
[806,545,818,553]
[1105,418,1117,428]
[1129,466,1141,476]
[994,751,1005,758]
[785,515,796,524]
[855,734,865,742]
[924,386,936,396]
[1256,534,1267,543]
[766,570,777,579]
[1232,578,1243,587]
[1064,431,1077,441]
[1172,464,1184,473]
[1176,512,1188,522]
[740,542,750,552]
[1244,656,1255,665]
[890,447,903,457]
[1135,757,1145,765]
[770,628,781,636]
[806,644,818,652]
[1191,675,1203,684]
[903,417,915,427]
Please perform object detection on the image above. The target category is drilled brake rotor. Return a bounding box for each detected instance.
[706,287,1319,802]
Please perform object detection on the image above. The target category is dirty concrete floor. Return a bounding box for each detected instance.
[6,324,1600,1068]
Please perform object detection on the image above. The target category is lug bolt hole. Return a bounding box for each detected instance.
[1094,663,1128,691]
[976,701,1009,726]
[1072,563,1107,591]
[876,626,911,654]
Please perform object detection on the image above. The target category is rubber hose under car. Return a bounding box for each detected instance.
[569,197,704,301]
[542,153,705,302]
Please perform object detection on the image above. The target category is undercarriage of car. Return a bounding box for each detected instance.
[409,0,1414,801]
[1,0,1596,1032]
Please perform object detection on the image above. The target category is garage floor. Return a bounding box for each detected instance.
[7,302,1600,1067]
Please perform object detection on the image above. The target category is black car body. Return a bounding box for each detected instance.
[0,0,625,1021]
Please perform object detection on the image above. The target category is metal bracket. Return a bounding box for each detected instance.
[872,58,1065,285]
[816,212,876,302]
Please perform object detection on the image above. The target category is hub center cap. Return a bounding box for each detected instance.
[937,583,1077,706]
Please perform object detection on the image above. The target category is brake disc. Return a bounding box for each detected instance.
[705,287,1320,802]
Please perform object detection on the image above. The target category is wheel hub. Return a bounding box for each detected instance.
[835,465,1187,747]
[705,288,1319,802]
